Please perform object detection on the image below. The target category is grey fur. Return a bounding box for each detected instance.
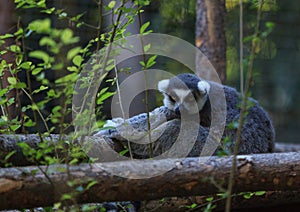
[96,74,275,158]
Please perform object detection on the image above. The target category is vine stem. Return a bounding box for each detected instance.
[75,0,126,137]
[225,1,263,211]
[239,0,244,94]
[114,62,134,159]
[137,1,153,158]
[17,17,46,143]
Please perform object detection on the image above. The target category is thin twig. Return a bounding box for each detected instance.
[239,0,244,94]
[114,62,133,159]
[225,1,264,211]
[137,1,153,158]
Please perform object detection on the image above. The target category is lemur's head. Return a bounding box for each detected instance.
[158,73,210,115]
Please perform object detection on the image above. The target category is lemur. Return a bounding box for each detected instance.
[96,73,275,158]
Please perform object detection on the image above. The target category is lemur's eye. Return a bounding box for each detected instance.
[169,95,177,102]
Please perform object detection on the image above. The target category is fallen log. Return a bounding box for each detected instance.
[0,134,299,166]
[0,152,299,210]
[0,134,118,166]
[274,142,300,153]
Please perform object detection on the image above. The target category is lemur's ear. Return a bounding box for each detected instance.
[158,79,170,92]
[197,80,210,95]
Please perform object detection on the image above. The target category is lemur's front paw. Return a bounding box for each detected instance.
[94,118,126,139]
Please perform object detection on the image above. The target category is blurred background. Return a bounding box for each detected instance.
[1,0,299,144]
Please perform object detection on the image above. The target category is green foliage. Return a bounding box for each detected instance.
[242,190,266,199]
[226,0,277,84]
[0,0,153,210]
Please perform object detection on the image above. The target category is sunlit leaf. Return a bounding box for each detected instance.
[140,21,150,34]
[67,47,81,60]
[32,67,43,75]
[29,50,50,63]
[20,62,32,70]
[7,77,17,85]
[72,55,83,67]
[28,19,51,34]
[108,1,116,9]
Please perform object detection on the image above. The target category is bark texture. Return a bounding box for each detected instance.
[0,0,17,119]
[0,152,299,210]
[196,0,226,83]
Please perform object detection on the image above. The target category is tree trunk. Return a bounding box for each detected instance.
[196,0,226,83]
[0,0,17,120]
[0,152,299,210]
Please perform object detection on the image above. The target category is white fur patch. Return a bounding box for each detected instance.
[173,89,191,103]
[158,79,170,92]
[197,81,210,94]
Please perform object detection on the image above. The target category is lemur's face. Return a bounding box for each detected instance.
[158,74,210,115]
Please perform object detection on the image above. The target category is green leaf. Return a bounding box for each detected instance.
[0,50,8,55]
[39,37,56,47]
[23,118,35,127]
[266,22,275,29]
[28,19,51,34]
[31,103,39,111]
[139,61,145,67]
[32,85,48,94]
[14,28,24,37]
[108,1,116,9]
[61,28,73,44]
[206,197,214,202]
[4,150,16,161]
[10,124,20,131]
[32,67,43,75]
[15,82,27,89]
[0,33,14,39]
[55,73,78,84]
[20,61,32,70]
[67,47,81,60]
[9,45,21,53]
[0,88,8,97]
[143,43,151,52]
[254,191,266,196]
[61,28,79,44]
[41,7,55,14]
[190,203,197,208]
[86,180,98,190]
[29,50,50,63]
[70,13,85,22]
[140,21,150,34]
[105,63,115,71]
[146,55,157,68]
[119,149,129,156]
[61,194,72,201]
[70,158,79,165]
[97,91,115,104]
[67,66,78,72]
[72,55,83,67]
[7,77,17,85]
[243,192,253,199]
